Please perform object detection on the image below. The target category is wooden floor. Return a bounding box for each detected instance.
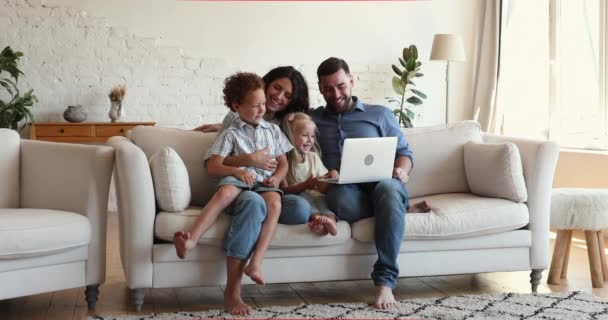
[2,213,608,319]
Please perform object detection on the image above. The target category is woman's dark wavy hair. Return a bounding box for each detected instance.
[262,66,310,120]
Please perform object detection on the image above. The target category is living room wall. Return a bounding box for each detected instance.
[1,0,483,129]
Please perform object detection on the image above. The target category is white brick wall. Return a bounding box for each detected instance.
[1,0,413,132]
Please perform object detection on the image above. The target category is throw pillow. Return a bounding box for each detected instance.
[149,146,191,212]
[464,142,528,203]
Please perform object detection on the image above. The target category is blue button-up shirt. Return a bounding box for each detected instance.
[310,97,413,171]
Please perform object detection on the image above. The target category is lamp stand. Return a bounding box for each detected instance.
[445,61,450,124]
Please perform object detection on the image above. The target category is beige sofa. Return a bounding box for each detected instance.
[0,129,115,309]
[108,121,559,311]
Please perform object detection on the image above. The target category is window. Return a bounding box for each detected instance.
[499,0,608,150]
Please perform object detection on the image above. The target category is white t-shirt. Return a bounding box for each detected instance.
[286,152,328,185]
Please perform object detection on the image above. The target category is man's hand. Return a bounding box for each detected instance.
[392,167,409,183]
[234,169,256,187]
[262,176,280,188]
[193,124,220,133]
[249,147,278,171]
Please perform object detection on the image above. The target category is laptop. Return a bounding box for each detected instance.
[319,137,397,184]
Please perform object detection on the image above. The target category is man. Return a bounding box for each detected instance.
[310,57,429,309]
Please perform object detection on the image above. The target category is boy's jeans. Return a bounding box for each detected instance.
[326,178,408,289]
[223,192,311,259]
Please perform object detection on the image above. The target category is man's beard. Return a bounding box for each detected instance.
[328,95,353,112]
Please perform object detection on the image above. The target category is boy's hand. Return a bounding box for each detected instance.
[249,147,278,171]
[234,169,256,187]
[262,176,280,188]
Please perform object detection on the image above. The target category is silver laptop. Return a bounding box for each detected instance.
[319,137,397,184]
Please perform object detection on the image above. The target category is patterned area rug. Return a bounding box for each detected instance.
[89,291,608,320]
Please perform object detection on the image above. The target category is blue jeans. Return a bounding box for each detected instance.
[223,192,311,259]
[326,178,408,289]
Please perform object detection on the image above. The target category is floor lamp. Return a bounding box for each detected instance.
[430,34,465,124]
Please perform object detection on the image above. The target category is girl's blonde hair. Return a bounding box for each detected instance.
[281,112,321,184]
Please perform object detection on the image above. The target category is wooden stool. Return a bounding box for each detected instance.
[548,189,608,288]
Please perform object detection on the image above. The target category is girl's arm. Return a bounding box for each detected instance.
[280,176,315,194]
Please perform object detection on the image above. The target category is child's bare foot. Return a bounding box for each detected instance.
[173,231,195,259]
[244,263,265,285]
[224,291,252,316]
[308,220,329,235]
[313,214,338,236]
[407,200,432,213]
[373,285,398,310]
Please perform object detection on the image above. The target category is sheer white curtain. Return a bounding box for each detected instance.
[472,0,501,133]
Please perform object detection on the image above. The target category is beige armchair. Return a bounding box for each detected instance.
[0,128,114,309]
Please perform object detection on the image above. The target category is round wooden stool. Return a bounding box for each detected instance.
[548,188,608,288]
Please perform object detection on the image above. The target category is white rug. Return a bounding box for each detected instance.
[89,291,608,320]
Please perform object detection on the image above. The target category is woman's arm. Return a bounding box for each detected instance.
[193,123,220,132]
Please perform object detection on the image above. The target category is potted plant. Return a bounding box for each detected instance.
[389,45,426,128]
[0,46,37,131]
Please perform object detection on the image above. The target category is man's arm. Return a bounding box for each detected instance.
[262,154,288,188]
[223,148,278,171]
[393,155,413,183]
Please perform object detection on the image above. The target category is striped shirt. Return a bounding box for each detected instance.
[206,117,293,182]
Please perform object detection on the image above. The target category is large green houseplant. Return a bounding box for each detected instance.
[0,46,37,130]
[390,45,426,128]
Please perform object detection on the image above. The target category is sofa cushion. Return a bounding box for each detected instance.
[0,209,91,259]
[155,207,352,247]
[464,142,527,202]
[351,193,529,242]
[149,146,191,212]
[404,121,483,198]
[130,126,218,207]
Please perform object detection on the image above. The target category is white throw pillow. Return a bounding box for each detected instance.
[149,146,191,212]
[464,142,527,203]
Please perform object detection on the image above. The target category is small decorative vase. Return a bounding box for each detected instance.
[108,101,123,123]
[63,105,87,123]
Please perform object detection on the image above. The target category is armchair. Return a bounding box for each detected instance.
[0,129,114,309]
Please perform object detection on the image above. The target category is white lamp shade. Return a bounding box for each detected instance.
[430,34,466,62]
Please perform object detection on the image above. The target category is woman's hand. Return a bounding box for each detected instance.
[248,147,278,171]
[325,170,339,180]
[234,169,256,187]
[193,123,220,133]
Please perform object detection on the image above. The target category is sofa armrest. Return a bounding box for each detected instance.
[482,133,559,269]
[19,140,114,285]
[107,136,155,289]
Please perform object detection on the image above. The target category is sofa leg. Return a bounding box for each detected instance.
[85,285,100,310]
[530,269,543,293]
[131,288,145,312]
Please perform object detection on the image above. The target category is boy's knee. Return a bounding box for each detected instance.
[216,185,241,203]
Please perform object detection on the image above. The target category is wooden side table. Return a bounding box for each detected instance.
[30,122,156,143]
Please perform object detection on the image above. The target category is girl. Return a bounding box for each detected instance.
[281,112,339,236]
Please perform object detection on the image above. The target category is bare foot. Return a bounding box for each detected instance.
[173,231,196,259]
[373,285,398,310]
[308,220,329,235]
[313,214,338,236]
[244,264,265,285]
[407,200,432,213]
[224,291,252,316]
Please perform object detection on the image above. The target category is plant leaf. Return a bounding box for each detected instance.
[406,58,416,72]
[399,57,406,68]
[391,64,402,76]
[406,108,416,119]
[411,88,427,99]
[392,76,405,95]
[415,73,424,77]
[407,96,424,105]
[402,48,412,61]
[410,45,418,60]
